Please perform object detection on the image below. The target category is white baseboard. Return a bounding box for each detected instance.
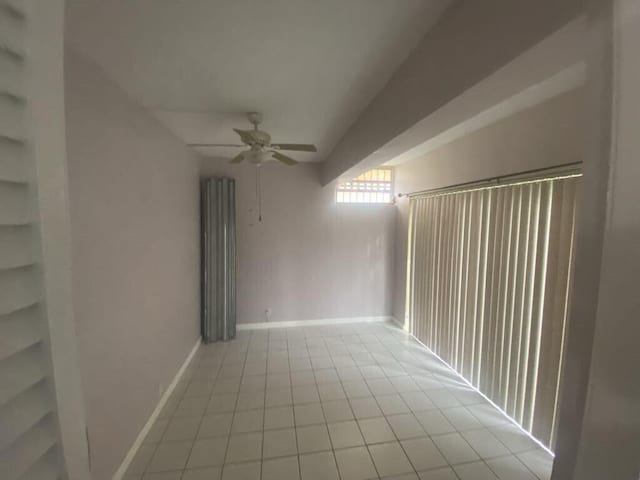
[237,315,394,330]
[112,337,201,480]
[388,316,406,330]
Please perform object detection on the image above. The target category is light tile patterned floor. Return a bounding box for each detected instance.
[124,322,553,480]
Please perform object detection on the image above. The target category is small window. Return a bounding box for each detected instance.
[336,168,393,204]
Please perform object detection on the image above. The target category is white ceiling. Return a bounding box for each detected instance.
[65,0,453,161]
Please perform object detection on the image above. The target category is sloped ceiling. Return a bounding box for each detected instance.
[65,0,454,162]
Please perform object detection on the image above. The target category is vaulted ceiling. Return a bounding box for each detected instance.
[65,0,454,162]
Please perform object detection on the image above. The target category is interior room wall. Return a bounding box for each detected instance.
[554,1,640,477]
[199,160,396,324]
[392,88,584,324]
[64,50,201,479]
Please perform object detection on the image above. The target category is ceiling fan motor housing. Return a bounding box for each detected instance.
[250,130,271,146]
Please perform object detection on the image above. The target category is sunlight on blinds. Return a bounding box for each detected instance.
[406,173,580,450]
[336,168,393,204]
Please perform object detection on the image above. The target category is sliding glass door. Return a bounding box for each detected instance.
[406,172,580,449]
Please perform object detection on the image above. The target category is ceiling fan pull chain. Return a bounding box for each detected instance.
[256,165,263,222]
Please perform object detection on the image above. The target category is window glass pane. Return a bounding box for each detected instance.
[336,168,393,204]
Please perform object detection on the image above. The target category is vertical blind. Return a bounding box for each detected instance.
[406,172,580,449]
[0,1,68,478]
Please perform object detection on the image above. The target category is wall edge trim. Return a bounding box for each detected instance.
[388,316,406,330]
[112,337,202,480]
[236,316,394,330]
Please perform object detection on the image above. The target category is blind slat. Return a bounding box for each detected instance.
[523,182,553,430]
[511,185,534,423]
[489,188,504,394]
[465,191,481,380]
[504,186,524,414]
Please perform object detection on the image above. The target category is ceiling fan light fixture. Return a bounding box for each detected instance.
[245,148,271,164]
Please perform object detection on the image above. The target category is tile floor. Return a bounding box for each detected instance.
[124,322,553,480]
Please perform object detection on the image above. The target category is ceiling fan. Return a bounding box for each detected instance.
[188,112,317,166]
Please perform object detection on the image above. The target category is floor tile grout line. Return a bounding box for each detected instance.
[256,329,269,479]
[365,328,454,478]
[284,333,304,480]
[383,325,546,480]
[218,340,248,476]
[379,324,541,480]
[377,331,465,480]
[353,331,422,478]
[179,342,229,478]
[328,329,411,479]
[137,323,550,480]
[315,335,343,480]
[380,323,555,452]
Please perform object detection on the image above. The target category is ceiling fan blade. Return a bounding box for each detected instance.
[188,143,245,147]
[271,143,317,152]
[233,128,256,145]
[271,151,298,166]
[229,152,245,164]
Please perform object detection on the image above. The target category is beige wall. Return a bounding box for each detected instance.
[199,160,396,323]
[64,50,201,479]
[392,89,584,323]
[572,0,640,474]
[554,1,640,477]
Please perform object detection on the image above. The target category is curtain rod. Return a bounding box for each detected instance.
[397,161,582,198]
